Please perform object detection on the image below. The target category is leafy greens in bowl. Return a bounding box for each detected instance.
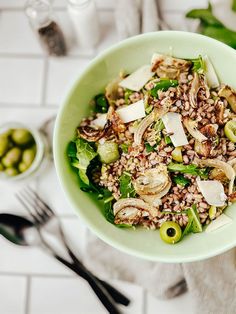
[54,31,236,262]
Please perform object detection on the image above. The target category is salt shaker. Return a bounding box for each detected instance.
[25,0,67,56]
[67,0,100,49]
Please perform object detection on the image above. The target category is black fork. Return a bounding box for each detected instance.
[16,187,129,313]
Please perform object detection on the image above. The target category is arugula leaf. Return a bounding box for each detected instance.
[124,89,133,104]
[119,172,136,198]
[191,55,206,74]
[69,138,97,185]
[145,142,156,153]
[101,198,115,224]
[150,79,179,98]
[186,7,224,27]
[164,135,172,145]
[120,143,129,154]
[182,205,202,239]
[94,93,109,113]
[172,174,191,187]
[182,215,194,237]
[167,162,208,178]
[154,119,165,132]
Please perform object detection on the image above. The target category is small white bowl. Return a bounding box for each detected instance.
[0,122,47,182]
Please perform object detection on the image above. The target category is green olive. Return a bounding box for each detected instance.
[11,129,33,146]
[0,162,4,171]
[0,135,9,157]
[2,147,22,167]
[22,147,36,166]
[224,120,236,143]
[160,221,182,244]
[18,162,29,173]
[5,167,19,176]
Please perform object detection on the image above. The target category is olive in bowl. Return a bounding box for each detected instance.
[0,123,45,181]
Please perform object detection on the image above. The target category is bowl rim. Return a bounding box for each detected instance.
[54,31,236,262]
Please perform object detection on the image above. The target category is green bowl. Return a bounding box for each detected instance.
[54,31,236,263]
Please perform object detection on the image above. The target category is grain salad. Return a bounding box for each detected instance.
[68,53,236,244]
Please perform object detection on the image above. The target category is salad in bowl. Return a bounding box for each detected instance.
[67,52,236,245]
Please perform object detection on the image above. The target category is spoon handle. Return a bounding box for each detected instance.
[55,254,122,314]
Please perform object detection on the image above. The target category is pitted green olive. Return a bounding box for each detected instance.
[2,147,22,167]
[22,147,36,166]
[0,135,9,157]
[12,129,33,146]
[5,167,19,176]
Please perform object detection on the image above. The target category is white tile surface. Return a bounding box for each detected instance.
[0,58,44,105]
[0,0,25,8]
[46,57,90,105]
[54,0,115,9]
[0,276,27,314]
[97,11,118,53]
[0,11,43,54]
[29,276,107,314]
[29,277,143,314]
[147,291,194,314]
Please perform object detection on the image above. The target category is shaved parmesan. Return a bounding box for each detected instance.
[203,55,219,88]
[91,114,107,128]
[197,180,227,206]
[162,112,188,147]
[119,65,154,91]
[205,214,232,233]
[116,99,146,123]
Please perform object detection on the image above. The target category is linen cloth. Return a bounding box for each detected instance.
[86,1,236,313]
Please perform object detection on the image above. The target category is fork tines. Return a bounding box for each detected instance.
[15,186,54,225]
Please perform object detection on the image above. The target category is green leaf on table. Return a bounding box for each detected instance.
[186,7,224,27]
[202,26,236,49]
[150,79,179,98]
[119,172,136,198]
[232,0,236,12]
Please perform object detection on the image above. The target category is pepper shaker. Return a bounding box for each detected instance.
[25,0,67,56]
[67,0,100,49]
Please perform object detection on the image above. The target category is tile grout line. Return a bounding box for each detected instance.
[40,57,49,107]
[24,275,31,314]
[142,289,147,314]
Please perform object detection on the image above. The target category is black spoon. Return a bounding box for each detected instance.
[0,213,129,309]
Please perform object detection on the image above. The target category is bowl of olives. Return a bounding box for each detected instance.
[0,122,45,181]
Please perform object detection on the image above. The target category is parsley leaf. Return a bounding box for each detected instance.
[119,172,136,198]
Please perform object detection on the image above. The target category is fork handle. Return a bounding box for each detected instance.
[55,255,122,314]
[67,250,130,306]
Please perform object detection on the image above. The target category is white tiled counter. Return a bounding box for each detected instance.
[0,0,208,313]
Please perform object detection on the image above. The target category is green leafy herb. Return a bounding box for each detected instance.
[186,3,236,49]
[69,138,97,185]
[164,136,172,145]
[94,93,109,113]
[124,89,133,104]
[154,119,165,132]
[182,205,202,239]
[167,162,209,178]
[145,142,156,153]
[150,79,179,98]
[172,174,191,187]
[102,198,115,224]
[145,105,153,114]
[191,55,206,74]
[120,143,129,154]
[119,172,136,198]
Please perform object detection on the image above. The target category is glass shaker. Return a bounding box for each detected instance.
[25,0,67,56]
[67,0,100,49]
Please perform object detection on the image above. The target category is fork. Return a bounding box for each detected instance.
[16,187,128,314]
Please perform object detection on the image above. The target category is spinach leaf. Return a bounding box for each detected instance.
[145,142,156,153]
[94,93,109,113]
[119,172,136,198]
[172,174,191,187]
[101,198,115,224]
[69,138,97,185]
[150,79,179,98]
[167,162,208,178]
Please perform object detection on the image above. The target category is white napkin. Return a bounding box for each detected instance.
[84,233,236,313]
[114,0,160,40]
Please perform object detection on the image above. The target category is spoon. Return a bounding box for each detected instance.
[0,213,129,309]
